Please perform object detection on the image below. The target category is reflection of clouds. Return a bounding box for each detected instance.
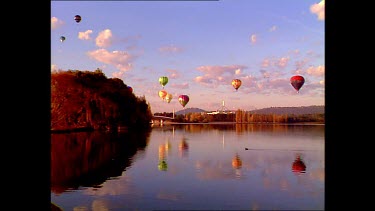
[195,160,242,180]
[308,167,325,182]
[82,175,137,196]
[262,177,271,189]
[92,199,110,211]
[279,178,290,191]
[73,206,88,211]
[156,190,182,201]
[240,151,324,199]
[73,199,110,211]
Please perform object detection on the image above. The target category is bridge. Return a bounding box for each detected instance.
[151,115,175,126]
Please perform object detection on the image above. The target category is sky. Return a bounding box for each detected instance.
[51,0,325,113]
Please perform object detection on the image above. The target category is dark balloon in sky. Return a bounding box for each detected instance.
[290,75,305,93]
[74,15,82,23]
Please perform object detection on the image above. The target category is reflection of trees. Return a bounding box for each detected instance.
[51,129,151,194]
[234,123,324,135]
[170,124,324,136]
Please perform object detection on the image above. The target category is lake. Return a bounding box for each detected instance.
[51,123,325,210]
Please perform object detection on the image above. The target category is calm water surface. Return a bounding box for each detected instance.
[51,123,325,210]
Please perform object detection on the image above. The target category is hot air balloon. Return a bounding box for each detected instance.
[74,15,81,23]
[59,36,66,43]
[127,86,133,93]
[178,95,189,107]
[159,76,168,88]
[231,79,242,91]
[158,90,168,100]
[165,93,173,103]
[292,155,306,173]
[290,75,305,93]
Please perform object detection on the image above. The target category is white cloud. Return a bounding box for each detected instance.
[96,29,113,48]
[277,57,290,68]
[78,30,93,40]
[310,0,325,21]
[112,71,125,79]
[261,59,270,68]
[51,17,64,30]
[51,64,58,72]
[171,82,189,89]
[87,49,135,72]
[306,65,324,77]
[167,69,180,79]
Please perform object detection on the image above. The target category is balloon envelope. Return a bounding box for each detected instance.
[178,95,189,107]
[127,86,133,93]
[231,79,242,91]
[158,90,167,100]
[159,76,168,88]
[290,75,305,93]
[74,15,81,23]
[165,93,173,103]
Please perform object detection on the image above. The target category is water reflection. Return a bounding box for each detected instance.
[158,143,168,171]
[231,153,242,169]
[52,124,324,210]
[154,123,324,136]
[51,129,151,194]
[178,137,189,157]
[292,153,307,174]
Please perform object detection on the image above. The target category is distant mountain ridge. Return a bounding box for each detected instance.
[175,107,207,115]
[175,105,324,115]
[249,105,324,115]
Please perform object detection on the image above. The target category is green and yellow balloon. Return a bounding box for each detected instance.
[159,76,168,89]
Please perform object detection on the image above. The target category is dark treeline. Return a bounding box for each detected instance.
[155,109,324,123]
[235,109,324,123]
[51,69,153,132]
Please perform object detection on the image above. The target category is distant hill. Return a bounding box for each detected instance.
[249,105,324,115]
[174,105,324,116]
[175,107,207,115]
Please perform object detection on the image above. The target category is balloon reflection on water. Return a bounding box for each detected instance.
[158,143,168,171]
[179,137,189,157]
[292,154,306,174]
[232,153,242,169]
